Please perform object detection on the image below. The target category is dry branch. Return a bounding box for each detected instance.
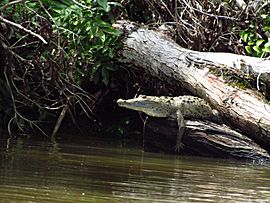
[0,15,47,44]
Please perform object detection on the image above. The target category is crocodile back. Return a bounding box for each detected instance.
[174,96,216,120]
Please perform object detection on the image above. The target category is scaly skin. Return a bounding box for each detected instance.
[117,95,220,152]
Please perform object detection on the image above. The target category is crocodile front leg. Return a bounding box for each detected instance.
[175,109,186,152]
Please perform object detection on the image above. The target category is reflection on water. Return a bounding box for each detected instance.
[1,137,270,202]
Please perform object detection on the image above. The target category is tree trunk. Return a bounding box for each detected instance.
[115,21,270,152]
[143,117,270,161]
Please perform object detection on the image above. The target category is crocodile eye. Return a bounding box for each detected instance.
[141,95,146,98]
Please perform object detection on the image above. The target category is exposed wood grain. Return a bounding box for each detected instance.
[115,21,270,152]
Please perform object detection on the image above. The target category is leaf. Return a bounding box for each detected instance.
[241,32,249,43]
[256,39,265,47]
[102,46,108,53]
[264,41,270,47]
[263,25,270,32]
[108,48,114,58]
[245,46,252,55]
[97,30,106,43]
[247,40,255,46]
[73,20,79,25]
[262,47,270,53]
[91,25,99,35]
[253,46,262,53]
[102,67,110,85]
[108,2,122,7]
[103,26,120,35]
[51,1,70,9]
[106,65,117,71]
[97,0,109,11]
[92,61,101,74]
[40,0,50,3]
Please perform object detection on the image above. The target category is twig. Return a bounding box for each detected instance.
[0,15,47,44]
[51,103,69,140]
[180,0,237,20]
[0,0,26,12]
[257,2,270,13]
[4,66,48,137]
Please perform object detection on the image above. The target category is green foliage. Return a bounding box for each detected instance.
[0,0,122,135]
[32,0,121,85]
[240,11,270,57]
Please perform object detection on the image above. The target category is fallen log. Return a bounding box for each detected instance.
[143,117,270,161]
[115,21,270,152]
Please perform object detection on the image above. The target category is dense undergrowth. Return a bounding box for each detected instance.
[0,0,122,137]
[0,0,269,139]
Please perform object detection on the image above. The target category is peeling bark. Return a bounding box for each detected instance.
[115,21,270,152]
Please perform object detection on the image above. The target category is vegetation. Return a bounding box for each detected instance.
[0,0,269,138]
[240,7,270,57]
[0,0,122,137]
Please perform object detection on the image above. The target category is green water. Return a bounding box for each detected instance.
[1,138,270,202]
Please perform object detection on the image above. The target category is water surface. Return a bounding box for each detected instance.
[1,138,270,202]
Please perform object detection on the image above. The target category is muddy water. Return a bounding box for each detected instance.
[0,138,270,202]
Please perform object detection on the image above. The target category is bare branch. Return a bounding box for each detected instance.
[0,15,47,44]
[51,103,69,139]
[0,0,26,12]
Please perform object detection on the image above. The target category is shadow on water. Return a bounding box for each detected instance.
[1,137,270,202]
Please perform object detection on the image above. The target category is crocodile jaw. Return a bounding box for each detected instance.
[117,98,172,117]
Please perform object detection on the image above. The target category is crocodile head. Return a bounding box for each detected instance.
[117,95,174,117]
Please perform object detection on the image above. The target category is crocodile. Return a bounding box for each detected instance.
[117,95,221,152]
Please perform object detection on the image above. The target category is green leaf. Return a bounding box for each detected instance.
[256,39,265,47]
[245,46,252,55]
[108,48,114,58]
[106,65,117,71]
[102,46,108,53]
[92,61,101,74]
[91,25,99,35]
[263,25,270,32]
[108,2,122,7]
[73,20,79,25]
[262,47,270,53]
[242,32,249,43]
[40,0,50,3]
[248,41,255,46]
[97,0,109,11]
[103,26,120,35]
[97,30,106,43]
[253,46,262,53]
[51,1,70,9]
[102,67,110,85]
[94,18,110,28]
[264,41,270,47]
